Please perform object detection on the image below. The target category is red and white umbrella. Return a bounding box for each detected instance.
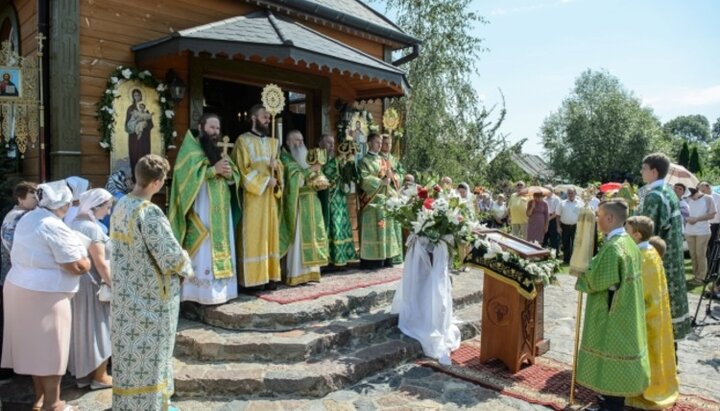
[667,163,699,189]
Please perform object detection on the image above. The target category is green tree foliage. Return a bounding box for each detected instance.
[663,114,712,143]
[678,141,690,167]
[376,0,507,184]
[541,69,663,184]
[688,145,702,173]
[713,117,720,141]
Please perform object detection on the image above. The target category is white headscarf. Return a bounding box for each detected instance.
[37,180,73,210]
[77,188,113,221]
[65,176,90,201]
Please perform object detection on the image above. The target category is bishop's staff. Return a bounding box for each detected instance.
[568,187,599,406]
[261,84,286,196]
[383,108,402,193]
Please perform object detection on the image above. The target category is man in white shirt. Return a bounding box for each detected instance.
[557,188,584,264]
[543,186,561,255]
[699,181,720,251]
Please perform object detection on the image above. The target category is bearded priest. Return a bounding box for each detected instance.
[168,113,239,305]
[358,132,401,269]
[230,104,283,290]
[278,130,329,285]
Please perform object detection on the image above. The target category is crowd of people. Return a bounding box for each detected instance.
[0,103,715,410]
[0,103,419,410]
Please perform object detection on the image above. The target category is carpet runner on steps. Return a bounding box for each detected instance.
[254,266,403,304]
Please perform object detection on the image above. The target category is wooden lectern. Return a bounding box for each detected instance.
[470,230,551,374]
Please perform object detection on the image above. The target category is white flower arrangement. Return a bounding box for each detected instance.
[156,83,167,92]
[164,109,175,118]
[110,76,119,84]
[121,68,132,79]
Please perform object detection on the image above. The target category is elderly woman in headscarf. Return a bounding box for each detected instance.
[1,180,91,411]
[63,176,90,226]
[68,188,113,391]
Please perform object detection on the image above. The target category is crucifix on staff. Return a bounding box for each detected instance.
[217,135,234,159]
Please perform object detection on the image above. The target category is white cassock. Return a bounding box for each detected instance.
[391,235,460,365]
[181,182,238,305]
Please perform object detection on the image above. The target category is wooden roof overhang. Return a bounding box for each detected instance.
[132,11,409,100]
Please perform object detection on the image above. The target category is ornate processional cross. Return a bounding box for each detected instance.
[217,135,234,159]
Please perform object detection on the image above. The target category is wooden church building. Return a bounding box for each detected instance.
[1,0,419,189]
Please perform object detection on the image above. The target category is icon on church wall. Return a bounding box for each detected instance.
[347,111,368,158]
[110,81,164,176]
[0,66,21,98]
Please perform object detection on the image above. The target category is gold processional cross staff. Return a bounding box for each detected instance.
[217,135,234,160]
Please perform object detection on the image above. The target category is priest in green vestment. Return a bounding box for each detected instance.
[358,133,401,269]
[381,134,405,265]
[168,113,240,305]
[575,199,650,410]
[278,130,329,286]
[318,134,359,267]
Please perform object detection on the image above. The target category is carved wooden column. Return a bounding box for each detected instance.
[49,0,80,178]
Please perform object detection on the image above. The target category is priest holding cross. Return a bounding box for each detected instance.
[169,113,240,305]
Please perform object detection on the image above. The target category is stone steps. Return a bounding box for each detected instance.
[174,270,483,363]
[190,267,483,331]
[173,303,482,399]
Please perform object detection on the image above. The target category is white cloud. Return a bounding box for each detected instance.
[490,0,575,16]
[642,85,720,109]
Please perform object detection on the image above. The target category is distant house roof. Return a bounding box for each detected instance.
[244,0,421,47]
[510,153,554,180]
[133,11,409,96]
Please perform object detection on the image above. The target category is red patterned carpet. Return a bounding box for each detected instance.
[419,338,718,411]
[255,266,403,304]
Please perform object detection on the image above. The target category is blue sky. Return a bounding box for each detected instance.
[373,0,720,155]
[473,0,720,154]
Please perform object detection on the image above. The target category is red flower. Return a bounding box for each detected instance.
[432,185,442,193]
[378,220,386,229]
[423,198,434,209]
[418,187,429,199]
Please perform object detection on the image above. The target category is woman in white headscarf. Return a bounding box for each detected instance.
[63,176,90,226]
[1,180,91,411]
[68,188,113,390]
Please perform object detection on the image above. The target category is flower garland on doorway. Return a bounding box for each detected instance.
[95,66,176,152]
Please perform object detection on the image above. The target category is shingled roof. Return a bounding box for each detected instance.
[243,0,421,47]
[132,11,409,95]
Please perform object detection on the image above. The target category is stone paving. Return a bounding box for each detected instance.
[2,272,718,411]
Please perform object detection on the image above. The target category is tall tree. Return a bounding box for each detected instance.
[541,69,663,184]
[678,141,690,167]
[712,117,720,141]
[688,146,702,173]
[375,0,506,183]
[663,114,712,143]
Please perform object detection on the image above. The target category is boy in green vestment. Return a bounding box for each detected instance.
[576,199,650,411]
[638,153,691,342]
